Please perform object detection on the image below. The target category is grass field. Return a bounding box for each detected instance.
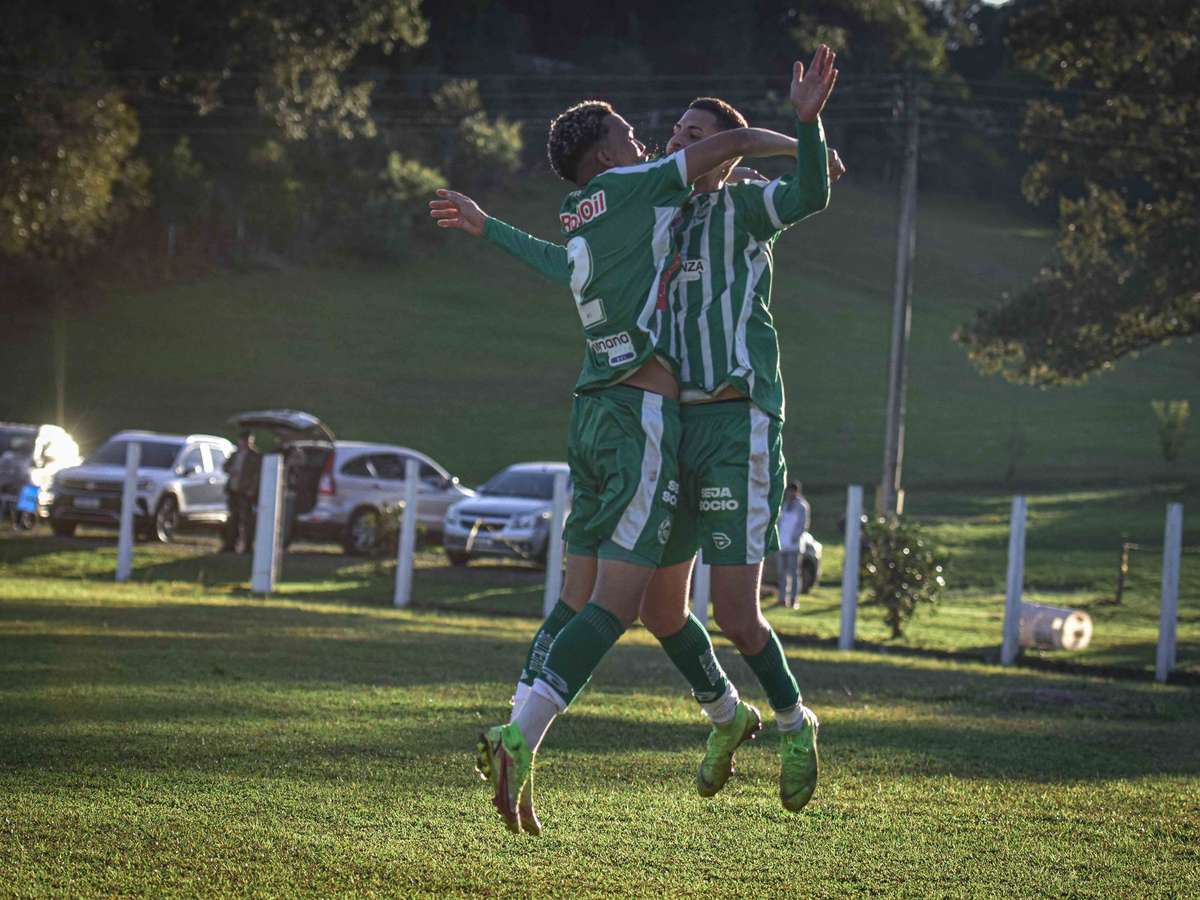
[2,551,1198,895]
[5,175,1197,489]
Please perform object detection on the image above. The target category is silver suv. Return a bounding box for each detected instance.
[442,462,570,567]
[0,423,82,526]
[294,442,475,555]
[47,431,233,541]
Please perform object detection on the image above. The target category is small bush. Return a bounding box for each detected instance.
[1151,400,1190,463]
[860,515,948,639]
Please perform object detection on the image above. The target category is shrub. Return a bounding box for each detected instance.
[860,515,948,639]
[1151,400,1190,463]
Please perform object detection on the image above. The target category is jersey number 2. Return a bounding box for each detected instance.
[567,236,607,328]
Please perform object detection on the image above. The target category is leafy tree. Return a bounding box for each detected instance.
[860,516,948,639]
[956,0,1200,384]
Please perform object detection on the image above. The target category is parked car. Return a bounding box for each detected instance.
[47,431,233,541]
[0,422,82,527]
[294,441,476,555]
[442,462,570,567]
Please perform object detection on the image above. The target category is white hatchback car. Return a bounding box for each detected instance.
[294,442,476,555]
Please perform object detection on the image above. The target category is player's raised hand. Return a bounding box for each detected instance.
[790,44,838,123]
[429,188,487,237]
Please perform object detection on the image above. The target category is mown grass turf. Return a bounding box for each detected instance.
[2,571,1198,896]
[5,175,1197,488]
[5,475,1194,679]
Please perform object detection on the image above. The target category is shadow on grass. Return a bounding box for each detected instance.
[2,597,1199,784]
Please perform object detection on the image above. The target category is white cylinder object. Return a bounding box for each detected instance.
[692,559,711,629]
[541,471,568,617]
[250,453,283,595]
[1018,602,1092,651]
[115,441,141,582]
[839,485,863,651]
[394,458,420,608]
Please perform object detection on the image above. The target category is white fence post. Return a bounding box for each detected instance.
[839,485,863,651]
[541,471,568,617]
[1156,502,1183,683]
[250,453,283,595]
[1001,495,1028,666]
[115,442,141,582]
[693,559,711,629]
[394,458,420,609]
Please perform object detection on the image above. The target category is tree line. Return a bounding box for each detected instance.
[2,0,1196,385]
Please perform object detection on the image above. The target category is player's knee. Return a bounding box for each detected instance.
[714,608,769,654]
[639,601,687,638]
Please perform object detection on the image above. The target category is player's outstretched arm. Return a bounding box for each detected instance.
[429,188,570,286]
[681,127,797,185]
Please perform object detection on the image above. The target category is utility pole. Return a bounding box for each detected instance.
[880,71,920,516]
[53,300,66,426]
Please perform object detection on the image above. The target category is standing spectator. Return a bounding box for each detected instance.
[221,432,261,553]
[776,482,811,608]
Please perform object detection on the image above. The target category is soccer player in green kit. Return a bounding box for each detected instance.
[430,49,837,834]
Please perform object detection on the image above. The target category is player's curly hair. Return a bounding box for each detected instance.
[547,100,613,184]
[687,97,748,132]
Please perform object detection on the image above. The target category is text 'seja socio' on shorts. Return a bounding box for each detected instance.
[659,399,786,568]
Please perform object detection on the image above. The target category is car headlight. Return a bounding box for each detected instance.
[513,511,551,529]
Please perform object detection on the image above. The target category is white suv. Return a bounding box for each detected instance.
[294,442,475,555]
[442,462,570,567]
[47,431,233,541]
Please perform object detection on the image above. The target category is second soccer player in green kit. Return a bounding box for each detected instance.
[432,53,837,835]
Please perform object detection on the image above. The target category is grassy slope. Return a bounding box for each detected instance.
[1,577,1197,896]
[5,175,1198,487]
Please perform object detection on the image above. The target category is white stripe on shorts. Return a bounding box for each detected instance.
[745,405,772,564]
[613,392,665,552]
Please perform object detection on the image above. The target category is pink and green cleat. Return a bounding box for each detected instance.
[697,701,763,797]
[475,724,534,834]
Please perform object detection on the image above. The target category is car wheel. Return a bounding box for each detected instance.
[51,518,76,537]
[154,496,180,543]
[445,549,470,567]
[344,508,381,556]
[800,559,818,594]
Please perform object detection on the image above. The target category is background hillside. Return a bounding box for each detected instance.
[7,172,1197,489]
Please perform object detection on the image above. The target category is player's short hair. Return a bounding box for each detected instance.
[687,97,748,132]
[547,100,613,184]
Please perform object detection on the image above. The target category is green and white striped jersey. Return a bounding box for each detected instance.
[486,152,691,394]
[659,119,829,421]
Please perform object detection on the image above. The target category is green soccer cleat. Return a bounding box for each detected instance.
[697,701,762,797]
[519,772,542,836]
[477,724,534,834]
[779,706,820,812]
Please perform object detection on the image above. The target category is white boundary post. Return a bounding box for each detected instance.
[115,441,141,582]
[693,558,711,629]
[394,458,420,608]
[541,471,568,617]
[839,485,863,651]
[1156,502,1183,683]
[250,454,283,595]
[1001,495,1028,666]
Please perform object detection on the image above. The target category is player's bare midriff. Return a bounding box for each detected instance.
[620,355,680,400]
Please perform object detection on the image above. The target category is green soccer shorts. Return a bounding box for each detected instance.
[660,400,786,568]
[563,384,681,568]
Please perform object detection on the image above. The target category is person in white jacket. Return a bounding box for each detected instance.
[776,482,810,608]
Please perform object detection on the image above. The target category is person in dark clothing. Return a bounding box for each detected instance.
[221,432,261,553]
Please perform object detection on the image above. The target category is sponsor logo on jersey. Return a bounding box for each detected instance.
[588,330,636,367]
[657,518,672,545]
[699,486,740,512]
[661,479,679,507]
[560,190,608,232]
[681,259,705,273]
[711,532,732,550]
